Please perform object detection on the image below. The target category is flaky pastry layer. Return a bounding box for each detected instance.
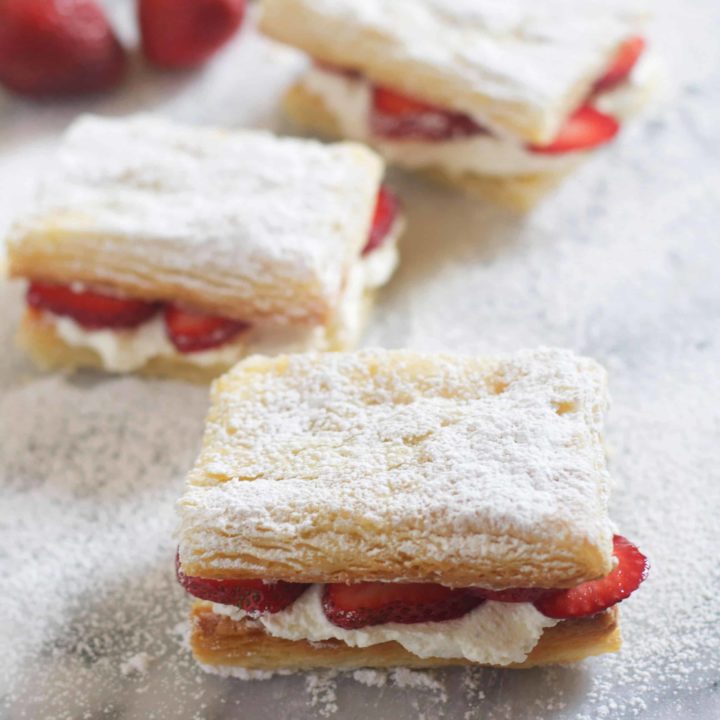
[283,83,572,211]
[260,0,647,144]
[190,602,620,671]
[179,349,614,588]
[7,115,384,325]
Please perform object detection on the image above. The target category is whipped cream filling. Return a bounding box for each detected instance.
[212,584,558,665]
[46,235,400,373]
[326,224,400,350]
[299,53,656,178]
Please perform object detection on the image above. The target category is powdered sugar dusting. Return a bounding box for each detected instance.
[9,114,383,322]
[352,669,387,688]
[120,652,152,677]
[391,668,448,702]
[305,671,339,717]
[179,348,613,588]
[197,664,279,681]
[1,0,719,718]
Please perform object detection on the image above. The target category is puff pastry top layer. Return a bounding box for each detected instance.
[178,348,614,588]
[7,115,384,324]
[260,0,649,144]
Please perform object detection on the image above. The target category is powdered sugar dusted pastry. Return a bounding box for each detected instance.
[176,348,648,672]
[7,115,402,381]
[260,0,657,209]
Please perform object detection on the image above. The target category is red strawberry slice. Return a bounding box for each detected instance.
[0,0,126,97]
[534,535,648,619]
[322,582,483,630]
[528,105,620,154]
[27,281,159,329]
[373,86,439,117]
[594,36,646,94]
[163,303,249,353]
[176,553,308,613]
[139,0,246,70]
[468,587,552,604]
[363,186,400,255]
[371,85,487,141]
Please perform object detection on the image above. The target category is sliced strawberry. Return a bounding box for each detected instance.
[0,0,126,97]
[373,86,439,117]
[163,303,249,353]
[175,553,307,613]
[528,105,620,154]
[534,535,648,619]
[27,281,158,329]
[363,186,400,255]
[139,0,246,70]
[468,587,553,604]
[323,582,483,630]
[370,85,487,141]
[594,36,646,94]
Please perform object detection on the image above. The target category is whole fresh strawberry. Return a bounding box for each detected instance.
[139,0,246,69]
[0,0,126,97]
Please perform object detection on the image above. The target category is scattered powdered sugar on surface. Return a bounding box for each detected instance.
[302,669,450,718]
[120,652,152,677]
[391,668,448,703]
[352,669,388,688]
[305,671,339,717]
[1,1,720,719]
[197,664,279,682]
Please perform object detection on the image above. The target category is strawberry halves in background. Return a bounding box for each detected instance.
[0,0,248,98]
[139,0,247,69]
[0,0,127,97]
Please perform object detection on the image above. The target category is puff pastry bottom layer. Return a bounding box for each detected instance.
[18,311,230,383]
[17,286,373,383]
[190,602,620,672]
[284,84,571,212]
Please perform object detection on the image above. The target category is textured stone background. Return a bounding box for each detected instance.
[1,2,719,718]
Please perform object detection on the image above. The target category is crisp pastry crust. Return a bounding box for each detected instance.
[260,0,648,143]
[178,348,614,588]
[190,602,621,671]
[6,114,384,325]
[283,82,570,211]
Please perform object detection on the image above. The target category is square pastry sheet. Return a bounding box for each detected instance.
[1,2,719,719]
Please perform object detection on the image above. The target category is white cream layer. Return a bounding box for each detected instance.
[212,584,558,665]
[299,54,656,178]
[47,236,399,373]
